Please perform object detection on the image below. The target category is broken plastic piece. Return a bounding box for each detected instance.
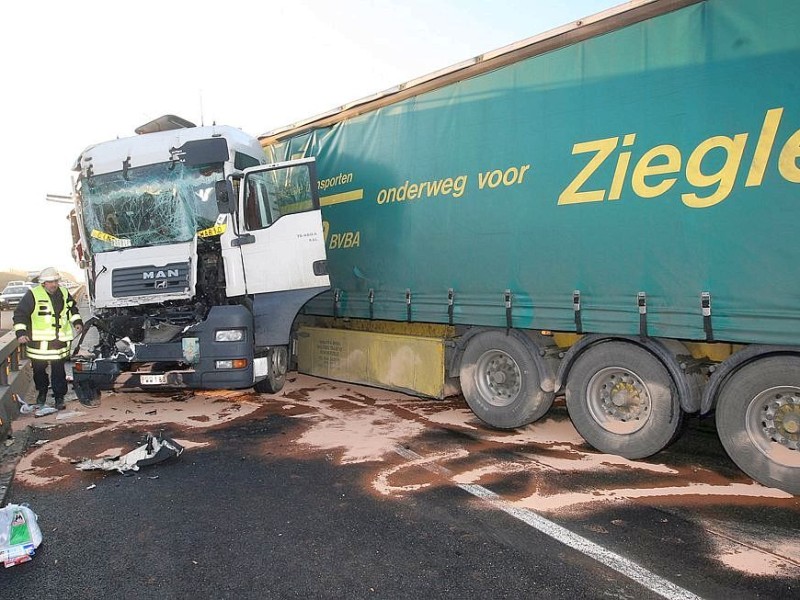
[34,406,58,418]
[14,394,33,415]
[75,433,184,474]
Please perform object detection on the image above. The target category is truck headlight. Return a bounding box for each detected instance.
[215,329,245,342]
[215,359,248,369]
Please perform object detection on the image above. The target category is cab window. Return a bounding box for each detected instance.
[243,163,316,231]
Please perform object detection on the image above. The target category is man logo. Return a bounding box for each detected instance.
[143,269,179,280]
[154,280,168,289]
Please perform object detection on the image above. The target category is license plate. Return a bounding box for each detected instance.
[140,374,167,385]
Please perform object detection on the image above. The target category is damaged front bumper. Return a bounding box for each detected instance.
[72,305,256,396]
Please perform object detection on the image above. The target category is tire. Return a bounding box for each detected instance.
[565,341,683,459]
[253,346,288,394]
[715,356,800,494]
[459,330,553,429]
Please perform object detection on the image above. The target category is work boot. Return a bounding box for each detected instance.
[36,391,47,406]
[54,397,66,410]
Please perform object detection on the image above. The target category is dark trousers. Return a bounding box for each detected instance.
[32,359,68,400]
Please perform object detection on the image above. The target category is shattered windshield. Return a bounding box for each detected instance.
[80,161,222,253]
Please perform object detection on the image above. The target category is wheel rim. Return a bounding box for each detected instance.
[586,366,651,434]
[271,347,288,376]
[746,385,800,468]
[474,349,521,407]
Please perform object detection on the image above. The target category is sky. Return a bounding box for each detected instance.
[1,0,621,279]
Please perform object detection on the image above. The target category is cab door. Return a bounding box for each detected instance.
[234,158,329,295]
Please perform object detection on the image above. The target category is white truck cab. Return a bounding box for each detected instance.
[71,116,329,399]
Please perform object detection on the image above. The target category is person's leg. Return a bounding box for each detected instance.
[32,360,50,405]
[51,359,68,409]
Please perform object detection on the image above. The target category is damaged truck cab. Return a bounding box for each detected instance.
[71,116,329,401]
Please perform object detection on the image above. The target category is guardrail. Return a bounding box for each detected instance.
[72,284,87,304]
[0,332,31,442]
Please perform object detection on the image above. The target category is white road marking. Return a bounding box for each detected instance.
[394,445,701,600]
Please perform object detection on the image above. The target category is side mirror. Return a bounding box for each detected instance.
[215,180,236,214]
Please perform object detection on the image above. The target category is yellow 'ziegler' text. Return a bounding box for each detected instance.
[558,108,800,208]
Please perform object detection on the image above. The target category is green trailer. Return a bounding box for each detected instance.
[260,0,800,494]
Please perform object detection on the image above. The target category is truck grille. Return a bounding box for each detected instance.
[112,262,191,297]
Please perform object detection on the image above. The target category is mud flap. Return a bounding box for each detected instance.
[73,379,101,405]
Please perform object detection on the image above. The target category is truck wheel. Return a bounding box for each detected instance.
[565,341,682,459]
[459,330,553,429]
[254,346,288,394]
[715,356,800,494]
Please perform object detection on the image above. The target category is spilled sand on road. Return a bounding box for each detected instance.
[281,383,426,464]
[13,389,262,487]
[11,373,799,578]
[714,539,800,577]
[269,376,800,578]
[275,378,792,507]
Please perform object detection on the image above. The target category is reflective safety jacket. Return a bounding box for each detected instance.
[13,285,82,360]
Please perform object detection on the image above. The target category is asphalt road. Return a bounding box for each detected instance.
[3,414,656,599]
[2,376,798,599]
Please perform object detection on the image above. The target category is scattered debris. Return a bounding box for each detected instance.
[55,411,84,421]
[34,406,58,418]
[86,484,96,490]
[0,504,43,568]
[14,394,33,415]
[33,422,58,430]
[75,433,184,474]
[32,440,50,447]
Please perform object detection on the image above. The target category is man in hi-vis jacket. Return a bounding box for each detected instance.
[14,267,84,410]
